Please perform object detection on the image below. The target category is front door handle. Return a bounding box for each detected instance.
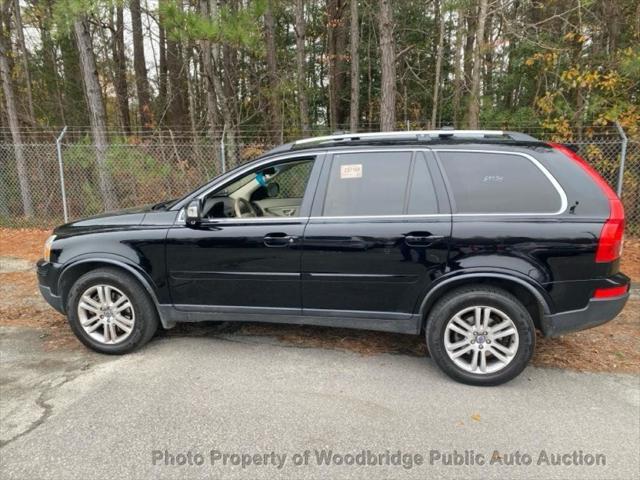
[404,234,444,247]
[264,233,297,247]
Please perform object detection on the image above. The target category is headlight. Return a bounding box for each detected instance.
[43,235,56,262]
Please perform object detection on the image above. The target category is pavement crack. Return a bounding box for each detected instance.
[0,367,89,449]
[0,387,54,448]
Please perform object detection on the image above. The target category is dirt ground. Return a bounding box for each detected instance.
[1,227,638,374]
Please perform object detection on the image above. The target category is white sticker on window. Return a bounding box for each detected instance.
[340,164,362,179]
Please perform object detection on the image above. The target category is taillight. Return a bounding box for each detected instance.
[548,143,625,263]
[596,203,624,262]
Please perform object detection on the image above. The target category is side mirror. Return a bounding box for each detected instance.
[186,200,202,227]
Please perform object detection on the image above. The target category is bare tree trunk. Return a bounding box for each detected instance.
[0,29,33,216]
[431,0,445,128]
[462,7,476,127]
[264,0,282,143]
[40,0,66,125]
[218,0,239,158]
[294,0,310,135]
[186,47,204,163]
[164,0,190,133]
[219,0,238,164]
[467,0,488,129]
[483,11,494,108]
[212,53,235,168]
[327,0,347,129]
[208,0,236,169]
[12,0,35,125]
[199,0,219,138]
[378,0,395,131]
[158,21,168,122]
[186,48,198,136]
[74,17,117,211]
[130,0,154,129]
[452,9,464,126]
[111,6,131,134]
[349,0,359,132]
[504,1,518,109]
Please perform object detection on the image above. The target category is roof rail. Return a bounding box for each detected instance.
[292,129,538,147]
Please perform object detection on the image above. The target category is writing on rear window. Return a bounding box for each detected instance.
[483,175,504,183]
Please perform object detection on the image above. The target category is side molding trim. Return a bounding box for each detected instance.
[159,305,421,335]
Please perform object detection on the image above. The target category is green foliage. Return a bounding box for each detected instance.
[160,0,266,54]
[479,106,540,129]
[52,0,100,31]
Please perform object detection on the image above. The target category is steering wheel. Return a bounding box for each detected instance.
[234,197,258,218]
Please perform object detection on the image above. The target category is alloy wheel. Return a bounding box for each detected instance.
[443,306,519,374]
[77,284,135,344]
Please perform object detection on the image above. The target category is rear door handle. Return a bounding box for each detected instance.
[264,233,297,247]
[404,234,444,247]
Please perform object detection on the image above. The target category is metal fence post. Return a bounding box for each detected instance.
[56,126,69,223]
[615,121,627,198]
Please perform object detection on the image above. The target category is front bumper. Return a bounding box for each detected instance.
[37,260,65,314]
[542,293,629,337]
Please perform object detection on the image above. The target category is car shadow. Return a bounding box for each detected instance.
[160,320,429,357]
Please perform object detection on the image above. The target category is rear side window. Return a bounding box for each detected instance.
[323,151,440,216]
[323,152,411,216]
[437,151,562,214]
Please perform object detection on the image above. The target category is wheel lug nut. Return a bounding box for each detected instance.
[486,340,491,344]
[479,345,483,350]
[483,331,488,335]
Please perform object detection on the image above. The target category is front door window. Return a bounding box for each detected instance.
[201,158,314,220]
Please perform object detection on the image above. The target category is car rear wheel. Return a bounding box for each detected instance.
[426,286,535,386]
[66,268,158,354]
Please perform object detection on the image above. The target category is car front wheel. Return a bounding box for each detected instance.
[66,267,158,354]
[426,285,535,386]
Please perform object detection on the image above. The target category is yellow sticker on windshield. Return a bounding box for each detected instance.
[340,164,363,179]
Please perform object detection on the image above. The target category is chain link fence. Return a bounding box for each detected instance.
[1,128,638,234]
[0,134,271,227]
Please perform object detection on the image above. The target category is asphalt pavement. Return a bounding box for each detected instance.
[1,324,639,480]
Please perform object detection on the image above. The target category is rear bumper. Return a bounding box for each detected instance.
[542,293,629,337]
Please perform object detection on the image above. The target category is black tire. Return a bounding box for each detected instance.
[425,285,535,386]
[66,267,159,354]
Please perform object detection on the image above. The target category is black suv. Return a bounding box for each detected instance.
[37,130,629,385]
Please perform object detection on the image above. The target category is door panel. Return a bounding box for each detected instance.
[301,218,450,314]
[166,219,305,309]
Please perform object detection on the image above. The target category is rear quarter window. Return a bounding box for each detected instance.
[437,151,563,214]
